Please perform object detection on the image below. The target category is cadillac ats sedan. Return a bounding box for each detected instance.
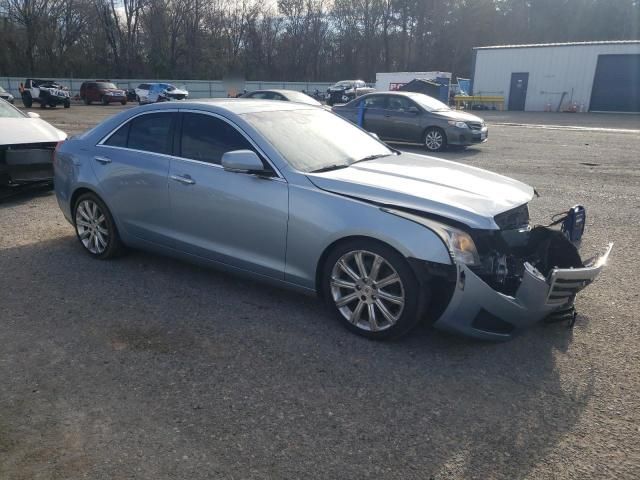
[53,100,611,341]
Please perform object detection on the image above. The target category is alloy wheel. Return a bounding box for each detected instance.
[425,130,443,151]
[330,250,405,332]
[75,199,109,255]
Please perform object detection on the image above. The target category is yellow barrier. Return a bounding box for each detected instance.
[454,95,505,111]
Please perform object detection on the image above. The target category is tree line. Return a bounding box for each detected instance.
[0,0,637,82]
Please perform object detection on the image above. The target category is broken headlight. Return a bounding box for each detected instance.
[423,219,481,266]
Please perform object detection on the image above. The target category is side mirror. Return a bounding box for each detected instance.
[27,112,41,118]
[407,106,420,114]
[368,132,380,140]
[222,150,266,173]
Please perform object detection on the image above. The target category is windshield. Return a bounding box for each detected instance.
[243,108,393,173]
[0,86,6,93]
[334,81,353,88]
[408,93,450,112]
[159,83,176,91]
[0,99,26,118]
[96,82,118,89]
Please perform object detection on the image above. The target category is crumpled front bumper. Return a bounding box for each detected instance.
[433,243,613,341]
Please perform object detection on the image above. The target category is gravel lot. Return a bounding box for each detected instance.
[1,105,639,479]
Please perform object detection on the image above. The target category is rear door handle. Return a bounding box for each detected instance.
[94,155,111,164]
[170,174,196,185]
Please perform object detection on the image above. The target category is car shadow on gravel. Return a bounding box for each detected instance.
[0,236,595,479]
[0,184,54,206]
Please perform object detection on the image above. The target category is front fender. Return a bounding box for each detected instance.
[285,183,452,289]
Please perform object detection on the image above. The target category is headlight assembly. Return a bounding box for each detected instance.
[381,208,481,266]
[448,120,468,129]
[423,219,480,266]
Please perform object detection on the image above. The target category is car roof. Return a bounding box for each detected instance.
[138,98,318,115]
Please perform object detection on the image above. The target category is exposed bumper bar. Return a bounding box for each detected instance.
[433,243,613,341]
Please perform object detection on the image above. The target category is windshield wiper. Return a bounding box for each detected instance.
[310,164,350,173]
[351,153,394,165]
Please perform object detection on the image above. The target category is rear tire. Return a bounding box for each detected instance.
[101,96,109,106]
[73,193,124,260]
[22,93,33,108]
[121,99,127,105]
[424,127,447,152]
[84,96,91,105]
[321,239,427,340]
[64,100,70,109]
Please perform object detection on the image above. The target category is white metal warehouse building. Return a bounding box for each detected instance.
[471,41,640,112]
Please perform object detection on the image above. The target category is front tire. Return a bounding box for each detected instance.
[73,193,123,259]
[322,239,426,340]
[424,127,447,152]
[102,96,109,106]
[63,100,70,108]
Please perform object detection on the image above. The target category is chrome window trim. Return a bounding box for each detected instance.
[97,108,285,181]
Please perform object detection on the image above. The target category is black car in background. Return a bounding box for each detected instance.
[332,91,487,152]
[325,80,374,106]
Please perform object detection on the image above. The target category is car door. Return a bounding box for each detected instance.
[168,111,288,279]
[383,96,424,143]
[361,95,390,137]
[94,111,176,246]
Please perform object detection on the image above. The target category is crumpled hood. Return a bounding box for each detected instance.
[0,118,67,145]
[306,152,534,230]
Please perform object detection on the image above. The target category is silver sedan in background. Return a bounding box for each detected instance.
[54,100,610,341]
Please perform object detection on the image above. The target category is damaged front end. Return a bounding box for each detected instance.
[433,205,612,340]
[0,142,58,186]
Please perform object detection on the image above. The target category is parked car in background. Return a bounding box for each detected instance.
[0,86,15,104]
[53,99,610,342]
[326,80,374,106]
[20,79,71,109]
[332,91,488,152]
[0,98,66,186]
[242,89,322,106]
[135,83,189,104]
[80,80,127,105]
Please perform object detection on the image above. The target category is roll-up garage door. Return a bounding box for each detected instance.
[590,54,640,112]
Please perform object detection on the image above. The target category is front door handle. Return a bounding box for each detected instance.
[170,174,196,185]
[94,156,111,164]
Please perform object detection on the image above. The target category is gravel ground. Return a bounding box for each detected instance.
[1,105,639,479]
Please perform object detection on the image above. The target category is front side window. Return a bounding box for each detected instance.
[180,113,255,165]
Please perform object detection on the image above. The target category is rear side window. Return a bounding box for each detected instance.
[104,123,129,147]
[128,113,174,154]
[387,96,415,112]
[364,96,387,109]
[180,113,254,165]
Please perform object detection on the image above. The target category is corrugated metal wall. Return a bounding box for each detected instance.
[472,43,640,111]
[0,78,333,99]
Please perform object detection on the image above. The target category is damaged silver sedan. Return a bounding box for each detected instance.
[0,98,66,186]
[53,100,610,341]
